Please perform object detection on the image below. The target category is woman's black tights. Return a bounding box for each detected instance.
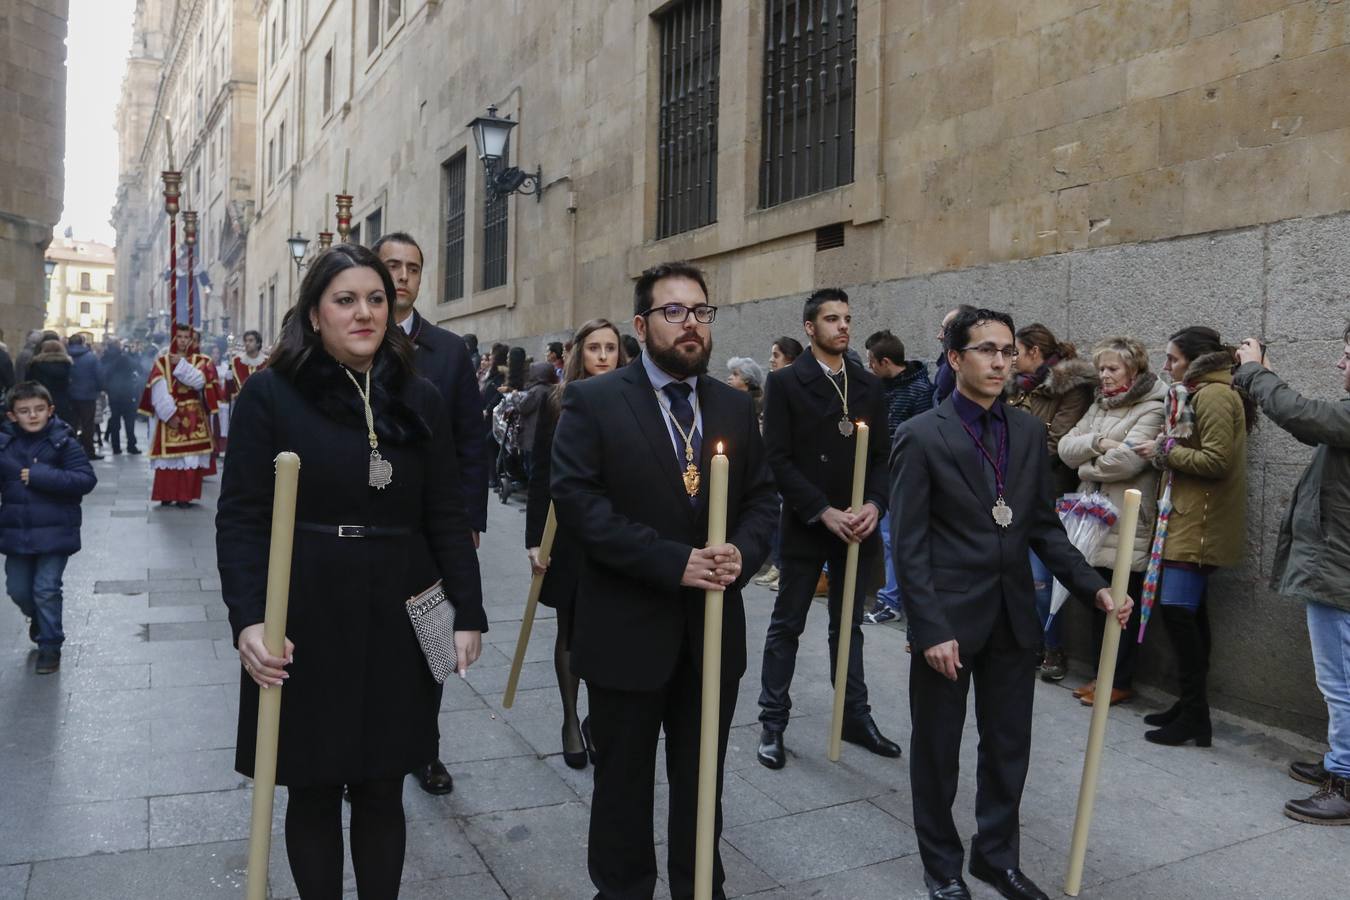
[285,778,406,899]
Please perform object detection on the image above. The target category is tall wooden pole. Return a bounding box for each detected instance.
[245,452,301,900]
[828,422,869,761]
[1064,488,1142,896]
[503,504,557,708]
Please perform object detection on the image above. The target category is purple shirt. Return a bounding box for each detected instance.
[951,389,1010,475]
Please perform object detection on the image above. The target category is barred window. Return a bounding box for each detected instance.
[760,0,857,209]
[442,153,466,301]
[482,141,509,290]
[655,0,721,240]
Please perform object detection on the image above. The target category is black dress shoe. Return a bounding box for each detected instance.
[580,715,597,765]
[840,714,902,758]
[757,729,785,770]
[28,619,38,644]
[923,873,971,900]
[561,724,588,770]
[969,859,1049,900]
[416,759,455,795]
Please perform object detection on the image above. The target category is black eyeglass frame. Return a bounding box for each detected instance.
[640,304,719,325]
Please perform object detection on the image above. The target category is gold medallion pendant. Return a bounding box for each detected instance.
[683,463,701,498]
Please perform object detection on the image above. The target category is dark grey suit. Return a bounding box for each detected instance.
[889,395,1107,880]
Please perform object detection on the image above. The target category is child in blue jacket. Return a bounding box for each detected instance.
[0,382,97,673]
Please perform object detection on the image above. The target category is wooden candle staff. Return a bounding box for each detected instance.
[1064,488,1142,897]
[502,504,557,708]
[828,422,869,762]
[244,452,301,900]
[694,444,730,900]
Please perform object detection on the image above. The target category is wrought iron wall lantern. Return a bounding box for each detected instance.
[286,232,312,273]
[467,106,543,202]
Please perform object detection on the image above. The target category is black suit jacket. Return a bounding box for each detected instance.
[408,309,489,533]
[889,396,1108,654]
[762,350,890,559]
[550,360,779,692]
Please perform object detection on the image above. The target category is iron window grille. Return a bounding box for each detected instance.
[760,0,857,209]
[442,153,467,301]
[482,140,510,290]
[656,0,722,240]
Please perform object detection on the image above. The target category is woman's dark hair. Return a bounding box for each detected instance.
[944,307,1015,354]
[266,243,416,379]
[622,334,641,362]
[551,318,628,413]
[1016,323,1076,361]
[1169,325,1257,432]
[463,333,478,352]
[7,381,52,408]
[505,346,527,390]
[773,336,803,362]
[490,342,509,367]
[634,261,709,316]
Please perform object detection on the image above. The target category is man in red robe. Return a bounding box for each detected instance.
[139,325,219,507]
[215,330,266,455]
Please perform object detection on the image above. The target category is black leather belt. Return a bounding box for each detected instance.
[295,522,415,539]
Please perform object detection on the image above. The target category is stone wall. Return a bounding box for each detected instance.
[0,0,68,343]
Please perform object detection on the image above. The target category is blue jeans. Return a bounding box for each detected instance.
[1307,601,1350,778]
[1031,552,1062,650]
[877,512,902,611]
[1159,564,1209,611]
[6,553,69,648]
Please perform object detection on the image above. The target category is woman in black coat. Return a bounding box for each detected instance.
[526,318,625,767]
[216,244,484,898]
[27,340,74,425]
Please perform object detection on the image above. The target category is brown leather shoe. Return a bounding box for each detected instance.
[814,572,829,597]
[1078,687,1134,707]
[1072,680,1096,700]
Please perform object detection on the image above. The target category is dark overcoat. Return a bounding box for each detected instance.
[525,397,584,616]
[216,349,485,787]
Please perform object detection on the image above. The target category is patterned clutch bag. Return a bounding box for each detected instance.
[406,580,457,684]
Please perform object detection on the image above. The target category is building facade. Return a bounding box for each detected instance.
[111,0,258,343]
[43,235,116,339]
[243,0,1350,737]
[0,1,69,347]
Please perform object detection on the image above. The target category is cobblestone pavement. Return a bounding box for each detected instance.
[0,454,1342,899]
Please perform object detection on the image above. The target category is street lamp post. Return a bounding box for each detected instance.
[287,233,311,276]
[467,106,543,202]
[43,257,56,321]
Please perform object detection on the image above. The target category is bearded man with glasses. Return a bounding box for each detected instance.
[889,307,1130,900]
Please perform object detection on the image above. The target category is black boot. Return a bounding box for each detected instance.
[1145,606,1211,747]
[1143,700,1183,727]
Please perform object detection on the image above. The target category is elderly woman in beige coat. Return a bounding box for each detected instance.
[1056,337,1167,701]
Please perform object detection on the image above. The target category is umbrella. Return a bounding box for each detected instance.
[1047,492,1119,626]
[1137,472,1174,643]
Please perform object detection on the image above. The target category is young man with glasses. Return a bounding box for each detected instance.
[890,307,1129,900]
[756,288,900,770]
[550,261,777,899]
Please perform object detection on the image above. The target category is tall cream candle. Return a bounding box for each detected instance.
[828,421,869,762]
[694,444,729,900]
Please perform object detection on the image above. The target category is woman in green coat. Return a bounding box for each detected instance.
[1135,326,1255,747]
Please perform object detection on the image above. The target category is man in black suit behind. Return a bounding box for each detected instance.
[551,262,777,900]
[890,307,1132,900]
[374,232,489,797]
[756,288,901,769]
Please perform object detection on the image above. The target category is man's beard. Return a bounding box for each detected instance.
[647,333,712,378]
[812,331,845,357]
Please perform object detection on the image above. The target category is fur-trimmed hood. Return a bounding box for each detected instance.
[1008,355,1097,400]
[286,349,432,446]
[1182,350,1235,386]
[30,348,72,366]
[1097,369,1165,410]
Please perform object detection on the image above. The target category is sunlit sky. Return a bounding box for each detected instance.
[55,0,137,247]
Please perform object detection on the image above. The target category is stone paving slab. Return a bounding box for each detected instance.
[0,455,1342,899]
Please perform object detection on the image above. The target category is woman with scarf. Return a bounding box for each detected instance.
[1133,326,1255,747]
[1057,337,1167,704]
[1007,323,1098,680]
[217,244,484,896]
[525,318,626,766]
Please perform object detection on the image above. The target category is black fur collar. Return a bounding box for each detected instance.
[289,349,432,445]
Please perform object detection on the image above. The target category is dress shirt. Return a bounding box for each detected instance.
[642,351,702,463]
[952,388,1010,475]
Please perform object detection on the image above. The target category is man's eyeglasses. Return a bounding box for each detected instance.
[959,344,1020,362]
[642,304,718,325]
